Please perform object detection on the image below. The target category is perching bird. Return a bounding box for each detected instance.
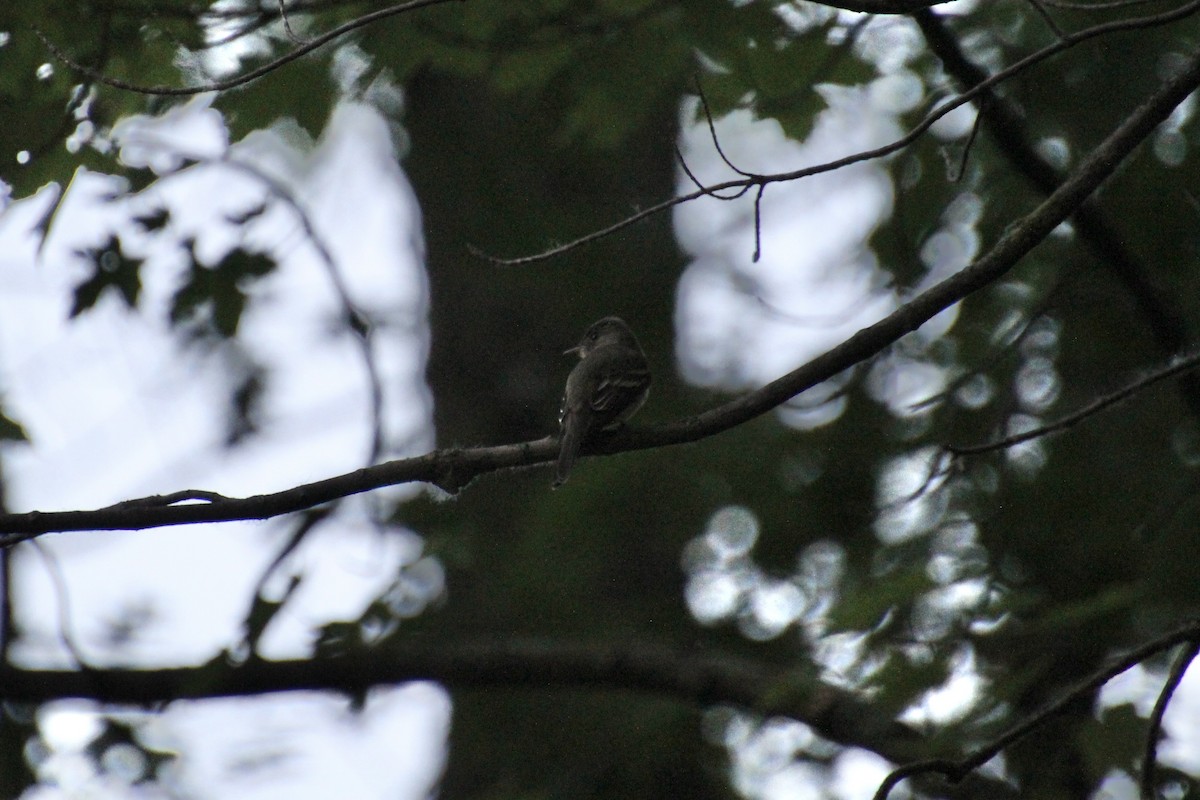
[554,317,651,487]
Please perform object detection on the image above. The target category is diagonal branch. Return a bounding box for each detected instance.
[949,348,1200,456]
[874,617,1200,800]
[914,10,1200,417]
[483,1,1200,265]
[4,39,1200,540]
[1140,638,1200,799]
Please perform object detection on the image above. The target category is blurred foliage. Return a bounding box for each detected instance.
[4,0,1200,799]
[169,244,274,337]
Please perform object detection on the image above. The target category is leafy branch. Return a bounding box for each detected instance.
[34,0,460,96]
[478,0,1200,265]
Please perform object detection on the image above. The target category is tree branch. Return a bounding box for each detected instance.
[0,637,926,764]
[1140,638,1200,799]
[5,38,1200,540]
[873,617,1200,800]
[948,348,1200,456]
[483,1,1200,265]
[914,10,1200,417]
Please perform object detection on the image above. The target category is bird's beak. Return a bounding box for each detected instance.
[564,345,583,357]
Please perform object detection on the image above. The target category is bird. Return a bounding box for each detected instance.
[554,317,651,487]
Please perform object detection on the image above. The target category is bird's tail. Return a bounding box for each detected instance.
[554,418,582,488]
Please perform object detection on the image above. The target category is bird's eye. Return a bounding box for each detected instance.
[587,331,598,341]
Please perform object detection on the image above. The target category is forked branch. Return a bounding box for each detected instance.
[480,1,1200,265]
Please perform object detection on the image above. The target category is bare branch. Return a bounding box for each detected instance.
[1042,0,1172,9]
[1141,639,1200,800]
[1026,0,1068,39]
[5,39,1200,539]
[949,349,1200,457]
[673,144,752,202]
[0,636,924,763]
[874,617,1200,800]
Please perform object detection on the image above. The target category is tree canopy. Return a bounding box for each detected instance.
[2,0,1200,798]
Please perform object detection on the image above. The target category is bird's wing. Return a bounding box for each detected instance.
[591,371,650,413]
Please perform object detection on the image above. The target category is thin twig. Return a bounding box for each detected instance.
[950,348,1200,456]
[30,541,89,670]
[217,157,388,464]
[694,80,758,179]
[673,144,752,201]
[239,508,330,655]
[1140,638,1200,800]
[948,96,986,182]
[874,617,1200,800]
[278,0,311,44]
[751,184,765,262]
[479,0,1200,265]
[113,489,229,508]
[118,138,390,466]
[1026,0,1068,39]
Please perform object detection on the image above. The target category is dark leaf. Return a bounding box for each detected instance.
[169,247,276,337]
[132,207,170,233]
[69,236,143,317]
[0,410,28,442]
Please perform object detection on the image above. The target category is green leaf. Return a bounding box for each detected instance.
[1079,703,1145,779]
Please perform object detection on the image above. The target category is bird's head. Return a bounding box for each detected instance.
[565,316,640,359]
